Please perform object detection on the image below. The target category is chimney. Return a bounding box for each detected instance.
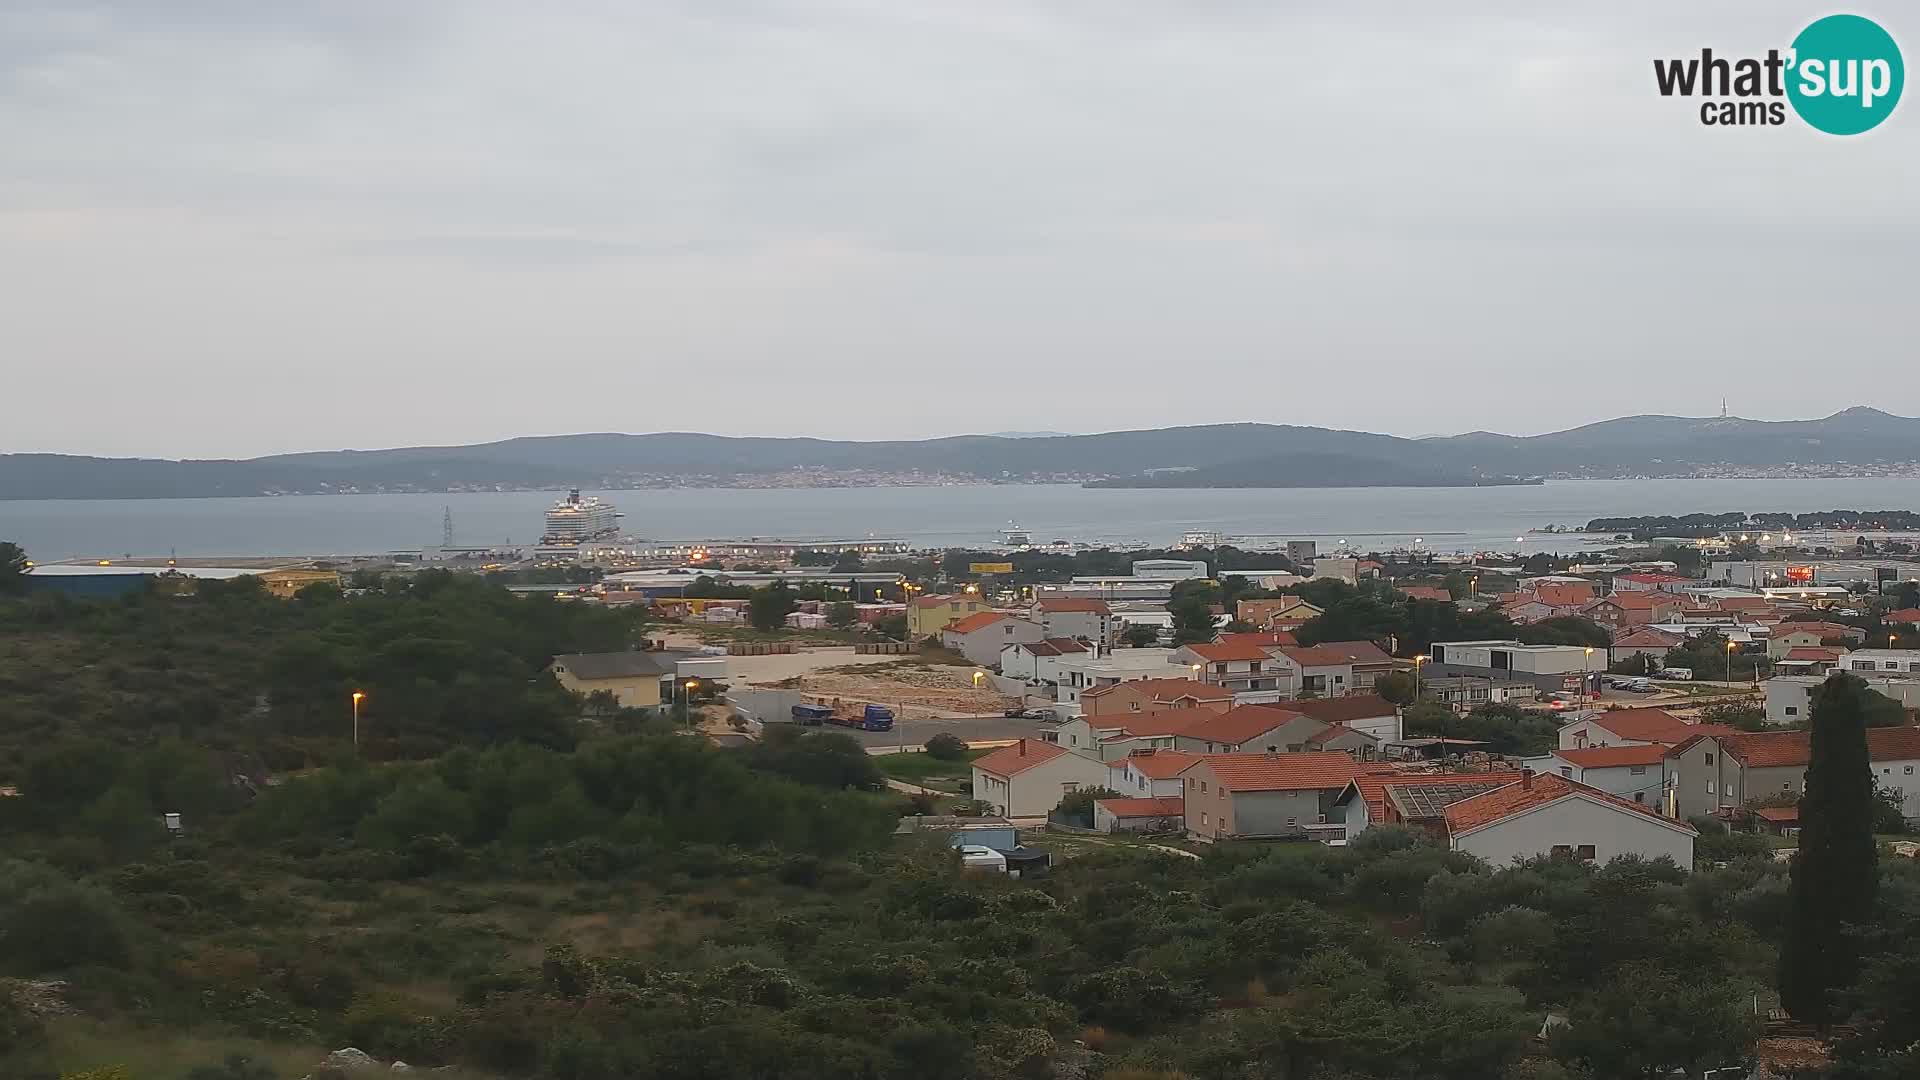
[1018,740,1027,757]
[1521,768,1534,790]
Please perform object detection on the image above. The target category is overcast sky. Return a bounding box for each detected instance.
[3,1,1915,458]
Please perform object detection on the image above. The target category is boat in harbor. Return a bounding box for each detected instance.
[1001,522,1032,547]
[542,489,622,545]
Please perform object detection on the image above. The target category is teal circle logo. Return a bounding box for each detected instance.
[1787,14,1903,134]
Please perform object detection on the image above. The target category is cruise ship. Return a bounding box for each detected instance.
[542,489,622,544]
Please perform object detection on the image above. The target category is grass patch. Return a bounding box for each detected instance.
[877,748,986,782]
[44,1017,327,1080]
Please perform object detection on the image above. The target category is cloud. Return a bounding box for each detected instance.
[1,1,1915,456]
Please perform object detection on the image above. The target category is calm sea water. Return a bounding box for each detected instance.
[5,478,1920,561]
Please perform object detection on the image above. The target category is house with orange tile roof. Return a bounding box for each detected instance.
[1440,771,1697,867]
[1398,585,1454,603]
[1081,677,1233,718]
[1534,743,1670,805]
[1333,769,1527,839]
[1767,620,1867,659]
[1556,707,1738,751]
[1884,608,1920,626]
[1171,705,1360,757]
[1613,572,1695,592]
[1172,640,1287,695]
[1268,645,1365,698]
[998,637,1088,680]
[1582,591,1687,633]
[1667,726,1920,821]
[1235,597,1323,631]
[1282,693,1403,743]
[969,738,1115,818]
[1092,795,1186,834]
[1179,752,1363,841]
[1609,627,1686,667]
[940,611,1045,667]
[1105,748,1204,798]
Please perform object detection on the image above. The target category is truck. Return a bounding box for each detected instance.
[791,701,895,732]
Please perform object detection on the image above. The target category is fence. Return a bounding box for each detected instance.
[727,641,796,656]
[855,641,912,655]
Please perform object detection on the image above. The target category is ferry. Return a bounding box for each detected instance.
[1001,523,1033,547]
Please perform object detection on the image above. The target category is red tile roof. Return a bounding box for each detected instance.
[1782,646,1843,662]
[1180,704,1310,746]
[1706,726,1920,769]
[1020,638,1088,657]
[1344,769,1526,824]
[1399,585,1453,603]
[1585,708,1723,745]
[1884,609,1920,626]
[1094,795,1185,818]
[943,611,1013,634]
[1104,706,1229,739]
[1619,572,1692,585]
[1188,751,1361,792]
[1752,805,1799,823]
[1306,640,1394,665]
[1082,677,1231,702]
[1305,723,1375,747]
[1111,748,1203,779]
[1183,640,1274,662]
[1533,583,1598,608]
[1217,630,1298,648]
[1554,744,1670,769]
[1714,596,1775,612]
[1442,772,1695,836]
[1592,591,1686,611]
[972,739,1069,777]
[1286,694,1397,724]
[1280,645,1364,667]
[1035,598,1112,614]
[1613,628,1685,648]
[1777,621,1862,639]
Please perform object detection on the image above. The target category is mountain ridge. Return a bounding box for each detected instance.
[4,408,1917,499]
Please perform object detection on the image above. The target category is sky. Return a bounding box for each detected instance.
[3,1,1916,459]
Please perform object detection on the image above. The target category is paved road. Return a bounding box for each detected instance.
[847,714,1049,750]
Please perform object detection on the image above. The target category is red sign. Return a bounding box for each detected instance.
[1785,565,1815,583]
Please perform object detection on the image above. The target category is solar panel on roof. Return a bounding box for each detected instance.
[1387,780,1511,819]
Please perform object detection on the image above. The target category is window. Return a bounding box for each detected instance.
[1576,844,1597,862]
[1286,817,1297,829]
[1704,752,1714,765]
[1634,792,1646,803]
[1783,781,1792,790]
[1201,812,1209,826]
[1200,781,1207,793]
[1559,766,1573,778]
[1786,706,1798,716]
[1630,766,1647,775]
[1907,766,1915,775]
[1725,782,1733,796]
[1706,780,1715,794]
[1128,701,1140,712]
[1551,844,1573,858]
[1887,661,1901,671]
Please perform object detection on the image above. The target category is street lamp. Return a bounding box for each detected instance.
[350,690,366,748]
[1413,654,1427,700]
[1726,640,1736,684]
[1583,647,1594,705]
[972,670,985,687]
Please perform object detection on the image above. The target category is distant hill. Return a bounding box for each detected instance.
[5,408,1919,499]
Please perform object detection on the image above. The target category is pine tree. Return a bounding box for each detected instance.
[1778,672,1880,1025]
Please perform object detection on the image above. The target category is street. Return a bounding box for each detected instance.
[847,713,1050,750]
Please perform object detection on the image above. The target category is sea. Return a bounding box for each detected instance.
[6,478,1920,563]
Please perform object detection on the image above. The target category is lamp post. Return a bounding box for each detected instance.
[1584,647,1594,706]
[1413,654,1426,700]
[350,690,365,748]
[1726,640,1736,685]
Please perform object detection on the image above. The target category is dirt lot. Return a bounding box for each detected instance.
[766,661,1009,718]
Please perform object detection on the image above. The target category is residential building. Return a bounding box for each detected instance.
[1430,640,1594,676]
[1610,628,1685,667]
[1269,645,1358,698]
[1031,597,1118,648]
[548,651,678,708]
[1442,772,1697,867]
[1053,707,1221,759]
[1840,649,1920,677]
[1180,752,1363,841]
[256,567,343,599]
[1884,608,1920,626]
[1174,640,1286,694]
[1581,592,1687,633]
[1767,621,1867,659]
[1500,595,1575,625]
[1236,597,1324,631]
[1173,705,1333,755]
[999,638,1088,681]
[970,739,1115,818]
[1049,649,1188,706]
[1285,694,1404,743]
[1105,748,1203,797]
[1093,796,1186,833]
[1399,585,1453,603]
[1532,581,1599,608]
[1335,770,1527,839]
[1666,727,1920,822]
[1613,572,1695,593]
[1081,677,1233,718]
[1773,647,1846,677]
[1557,708,1735,751]
[907,593,994,638]
[1535,744,1669,805]
[941,612,1045,667]
[1763,673,1920,725]
[1294,640,1395,691]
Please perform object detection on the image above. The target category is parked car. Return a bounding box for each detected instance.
[1004,706,1052,719]
[1657,667,1694,681]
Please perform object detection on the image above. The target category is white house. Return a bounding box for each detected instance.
[1533,744,1669,807]
[1048,648,1183,706]
[1031,598,1119,648]
[941,612,1046,668]
[1105,748,1202,798]
[1441,772,1698,867]
[969,739,1115,818]
[999,638,1089,681]
[1556,708,1729,751]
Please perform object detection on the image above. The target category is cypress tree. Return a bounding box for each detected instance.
[1778,672,1879,1025]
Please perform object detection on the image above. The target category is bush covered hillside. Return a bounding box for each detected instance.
[3,566,1919,1079]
